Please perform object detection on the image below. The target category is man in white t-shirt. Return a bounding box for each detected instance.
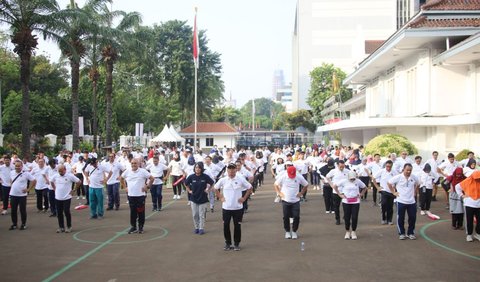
[51,165,81,233]
[214,163,252,251]
[373,160,397,225]
[121,159,154,234]
[9,160,36,230]
[32,158,50,213]
[326,160,350,225]
[274,166,308,240]
[1,155,14,215]
[103,153,125,211]
[146,156,168,211]
[85,158,111,219]
[388,163,420,240]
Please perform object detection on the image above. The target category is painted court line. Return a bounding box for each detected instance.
[420,219,480,261]
[42,199,177,282]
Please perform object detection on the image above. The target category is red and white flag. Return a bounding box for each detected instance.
[193,8,199,68]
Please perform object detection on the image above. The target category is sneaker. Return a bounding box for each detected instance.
[9,225,17,231]
[336,220,341,225]
[388,222,393,225]
[56,228,65,233]
[399,234,406,240]
[138,227,144,234]
[432,196,437,201]
[473,234,480,241]
[233,245,241,251]
[76,196,80,200]
[285,231,292,239]
[331,211,335,214]
[408,234,416,240]
[194,229,199,234]
[82,196,86,200]
[351,231,357,240]
[187,201,191,206]
[177,195,181,199]
[198,229,205,235]
[128,227,138,234]
[466,235,474,242]
[49,213,56,217]
[224,244,233,251]
[210,208,214,213]
[90,216,98,219]
[344,231,351,240]
[106,207,113,211]
[291,231,298,239]
[1,210,8,215]
[325,211,330,214]
[420,210,426,216]
[65,227,72,233]
[98,216,103,220]
[381,220,387,225]
[19,224,27,230]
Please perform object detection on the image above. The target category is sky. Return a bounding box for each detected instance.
[33,0,297,108]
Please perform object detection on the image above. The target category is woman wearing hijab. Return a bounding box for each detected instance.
[455,170,480,241]
[446,167,466,230]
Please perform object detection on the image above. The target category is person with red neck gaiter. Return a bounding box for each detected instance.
[446,167,466,230]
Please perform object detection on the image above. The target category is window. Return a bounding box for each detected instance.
[205,138,214,147]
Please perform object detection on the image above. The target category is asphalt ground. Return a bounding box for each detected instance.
[0,173,479,282]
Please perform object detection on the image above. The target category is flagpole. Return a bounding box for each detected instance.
[193,7,198,149]
[252,99,255,133]
[194,59,198,149]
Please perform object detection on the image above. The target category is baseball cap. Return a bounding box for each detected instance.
[287,166,296,178]
[348,171,357,180]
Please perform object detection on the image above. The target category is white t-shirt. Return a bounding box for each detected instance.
[326,168,350,194]
[438,160,459,176]
[419,171,435,190]
[146,163,168,185]
[336,179,366,204]
[52,173,80,200]
[0,164,13,187]
[214,175,252,210]
[46,166,58,190]
[121,168,151,197]
[204,163,221,181]
[72,161,85,175]
[275,174,308,203]
[9,171,35,197]
[388,174,419,204]
[86,164,108,188]
[168,160,184,176]
[367,162,382,178]
[373,169,397,192]
[103,161,125,185]
[32,166,49,190]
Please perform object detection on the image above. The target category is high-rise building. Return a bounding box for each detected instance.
[272,69,286,100]
[291,0,398,111]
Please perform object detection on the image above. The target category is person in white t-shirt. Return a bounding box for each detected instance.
[438,153,459,206]
[32,158,50,213]
[46,159,58,217]
[104,153,125,211]
[72,156,86,200]
[120,159,154,234]
[326,160,350,225]
[373,160,397,225]
[9,160,36,230]
[84,158,111,219]
[214,163,252,251]
[274,166,308,240]
[0,155,14,215]
[327,171,366,240]
[51,165,81,233]
[146,156,168,211]
[388,163,420,240]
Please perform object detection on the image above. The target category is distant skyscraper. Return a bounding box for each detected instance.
[224,91,237,108]
[291,0,398,111]
[272,69,286,101]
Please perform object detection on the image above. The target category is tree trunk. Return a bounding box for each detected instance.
[105,60,113,146]
[20,52,31,159]
[71,58,80,150]
[92,77,98,150]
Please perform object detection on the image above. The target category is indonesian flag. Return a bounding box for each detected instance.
[193,9,199,68]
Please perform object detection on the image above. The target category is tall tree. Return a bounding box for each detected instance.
[0,0,61,158]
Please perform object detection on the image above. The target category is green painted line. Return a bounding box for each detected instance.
[42,199,177,282]
[420,219,480,261]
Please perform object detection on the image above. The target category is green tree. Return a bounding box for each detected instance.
[240,98,285,130]
[0,0,62,158]
[210,106,242,124]
[307,63,351,124]
[280,110,317,132]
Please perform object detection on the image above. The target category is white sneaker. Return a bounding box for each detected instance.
[344,231,351,240]
[177,195,181,199]
[1,210,7,215]
[466,235,473,242]
[351,231,357,240]
[82,196,86,200]
[473,234,480,242]
[76,196,80,200]
[187,201,191,206]
[420,210,426,216]
[291,231,298,239]
[285,231,292,239]
[173,195,177,199]
[325,211,330,214]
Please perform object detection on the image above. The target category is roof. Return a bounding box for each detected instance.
[407,16,480,28]
[421,0,480,11]
[180,122,238,134]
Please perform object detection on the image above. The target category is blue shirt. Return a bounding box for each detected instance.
[185,173,214,204]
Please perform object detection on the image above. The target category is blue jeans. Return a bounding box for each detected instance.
[150,184,163,210]
[48,189,56,215]
[1,185,11,210]
[89,187,104,217]
[396,202,417,235]
[107,183,120,209]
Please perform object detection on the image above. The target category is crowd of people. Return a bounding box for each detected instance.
[0,143,479,250]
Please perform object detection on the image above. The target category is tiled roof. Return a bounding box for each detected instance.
[180,122,238,134]
[365,40,385,54]
[407,16,480,28]
[421,0,480,10]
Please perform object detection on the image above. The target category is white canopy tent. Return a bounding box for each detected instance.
[151,125,178,143]
[169,125,185,142]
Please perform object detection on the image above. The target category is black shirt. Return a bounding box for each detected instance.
[185,173,215,204]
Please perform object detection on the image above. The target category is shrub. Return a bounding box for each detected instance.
[79,141,93,153]
[364,134,418,157]
[455,149,473,161]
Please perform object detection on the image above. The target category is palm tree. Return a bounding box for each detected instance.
[0,0,61,158]
[99,9,141,146]
[56,0,107,150]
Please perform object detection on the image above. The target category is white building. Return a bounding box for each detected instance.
[291,0,397,111]
[318,0,480,158]
[276,86,293,113]
[179,122,239,149]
